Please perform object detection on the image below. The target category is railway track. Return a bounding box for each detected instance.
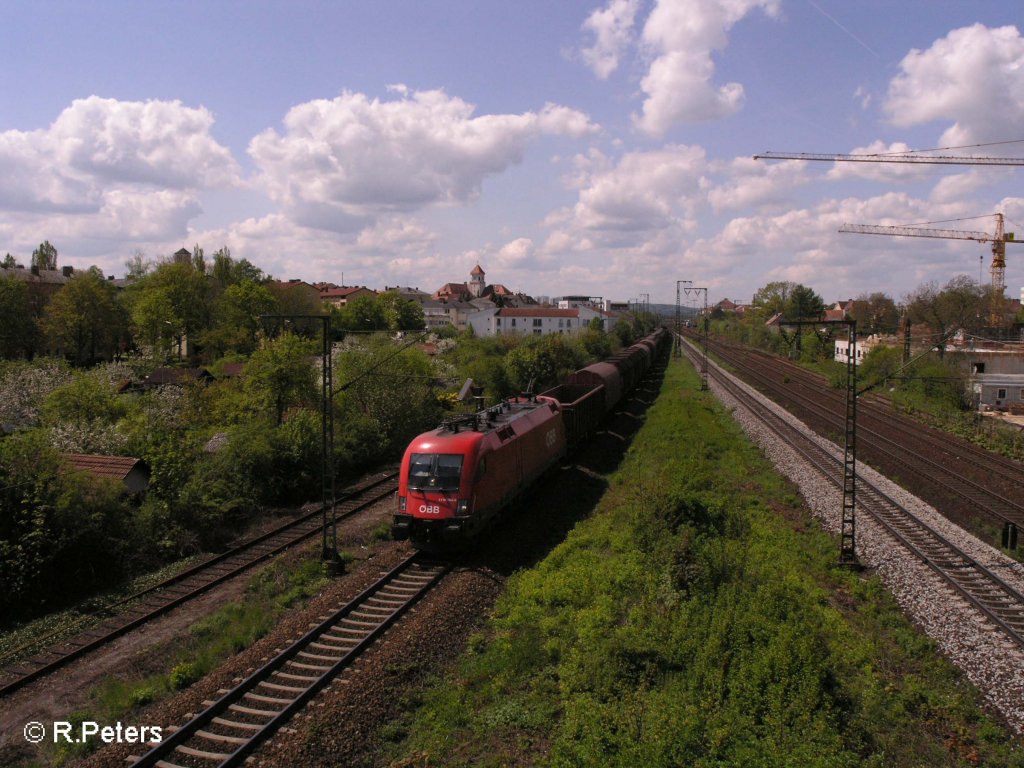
[680,336,1024,650]
[720,339,1024,493]
[127,553,450,768]
[0,470,399,699]
[700,336,1024,532]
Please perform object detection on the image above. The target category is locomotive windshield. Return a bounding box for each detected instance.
[408,453,464,492]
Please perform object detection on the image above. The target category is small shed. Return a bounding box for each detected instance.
[143,367,214,388]
[63,454,151,493]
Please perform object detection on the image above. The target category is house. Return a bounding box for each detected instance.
[467,306,604,337]
[143,367,214,388]
[420,299,477,331]
[319,285,377,307]
[834,334,897,365]
[384,286,432,303]
[433,265,529,306]
[950,344,1024,410]
[63,454,150,493]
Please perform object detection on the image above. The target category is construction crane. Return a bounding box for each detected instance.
[754,150,1024,166]
[838,214,1018,294]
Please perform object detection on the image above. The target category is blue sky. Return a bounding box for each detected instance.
[2,0,1023,307]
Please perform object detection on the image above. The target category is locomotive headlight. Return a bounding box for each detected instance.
[398,496,407,511]
[456,499,471,516]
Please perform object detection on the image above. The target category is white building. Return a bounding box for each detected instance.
[467,306,606,337]
[834,334,897,365]
[420,299,477,331]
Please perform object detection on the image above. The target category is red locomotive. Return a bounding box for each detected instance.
[392,328,669,549]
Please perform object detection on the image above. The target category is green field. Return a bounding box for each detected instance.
[386,355,1023,767]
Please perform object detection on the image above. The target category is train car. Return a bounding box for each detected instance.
[539,381,605,449]
[393,328,669,550]
[392,395,567,549]
[566,362,621,415]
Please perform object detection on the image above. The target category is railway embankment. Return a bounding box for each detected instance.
[384,355,1022,767]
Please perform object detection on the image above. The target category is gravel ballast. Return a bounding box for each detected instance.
[700,347,1024,734]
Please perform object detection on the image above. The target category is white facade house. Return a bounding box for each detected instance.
[420,300,476,331]
[467,306,605,337]
[834,334,896,365]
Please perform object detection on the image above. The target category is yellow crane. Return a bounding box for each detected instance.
[754,144,1024,297]
[838,214,1018,294]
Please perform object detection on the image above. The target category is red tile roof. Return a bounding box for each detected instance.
[320,286,375,298]
[64,454,148,483]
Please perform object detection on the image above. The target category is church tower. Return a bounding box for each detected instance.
[469,264,486,298]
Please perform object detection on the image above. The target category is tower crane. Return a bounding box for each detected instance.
[754,150,1024,166]
[838,214,1018,294]
[756,143,1024,315]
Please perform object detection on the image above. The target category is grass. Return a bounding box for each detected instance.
[385,356,1024,767]
[0,554,208,666]
[25,554,330,768]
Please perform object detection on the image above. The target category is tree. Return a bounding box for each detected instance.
[335,336,441,464]
[849,292,899,335]
[191,244,206,274]
[0,276,37,358]
[2,253,15,268]
[244,333,318,424]
[784,284,825,320]
[339,294,386,332]
[904,275,983,356]
[43,268,128,364]
[378,290,425,331]
[126,260,212,358]
[211,246,266,289]
[752,281,797,315]
[202,279,278,356]
[125,249,151,281]
[31,240,58,270]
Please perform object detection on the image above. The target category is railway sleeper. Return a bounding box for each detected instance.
[228,702,279,718]
[244,691,292,705]
[367,596,405,607]
[287,659,334,672]
[298,650,341,662]
[174,744,231,761]
[273,670,320,683]
[196,729,249,746]
[309,641,351,653]
[259,679,308,694]
[212,716,262,732]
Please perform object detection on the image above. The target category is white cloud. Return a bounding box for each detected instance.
[708,155,809,212]
[0,97,240,265]
[355,217,439,254]
[885,24,1024,146]
[0,96,238,217]
[560,144,709,240]
[52,97,240,189]
[632,0,780,136]
[494,237,552,272]
[248,87,598,234]
[580,0,640,79]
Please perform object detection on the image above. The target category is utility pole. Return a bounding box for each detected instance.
[780,317,859,567]
[261,314,340,573]
[680,281,708,390]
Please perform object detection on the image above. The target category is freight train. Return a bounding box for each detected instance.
[391,328,669,549]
